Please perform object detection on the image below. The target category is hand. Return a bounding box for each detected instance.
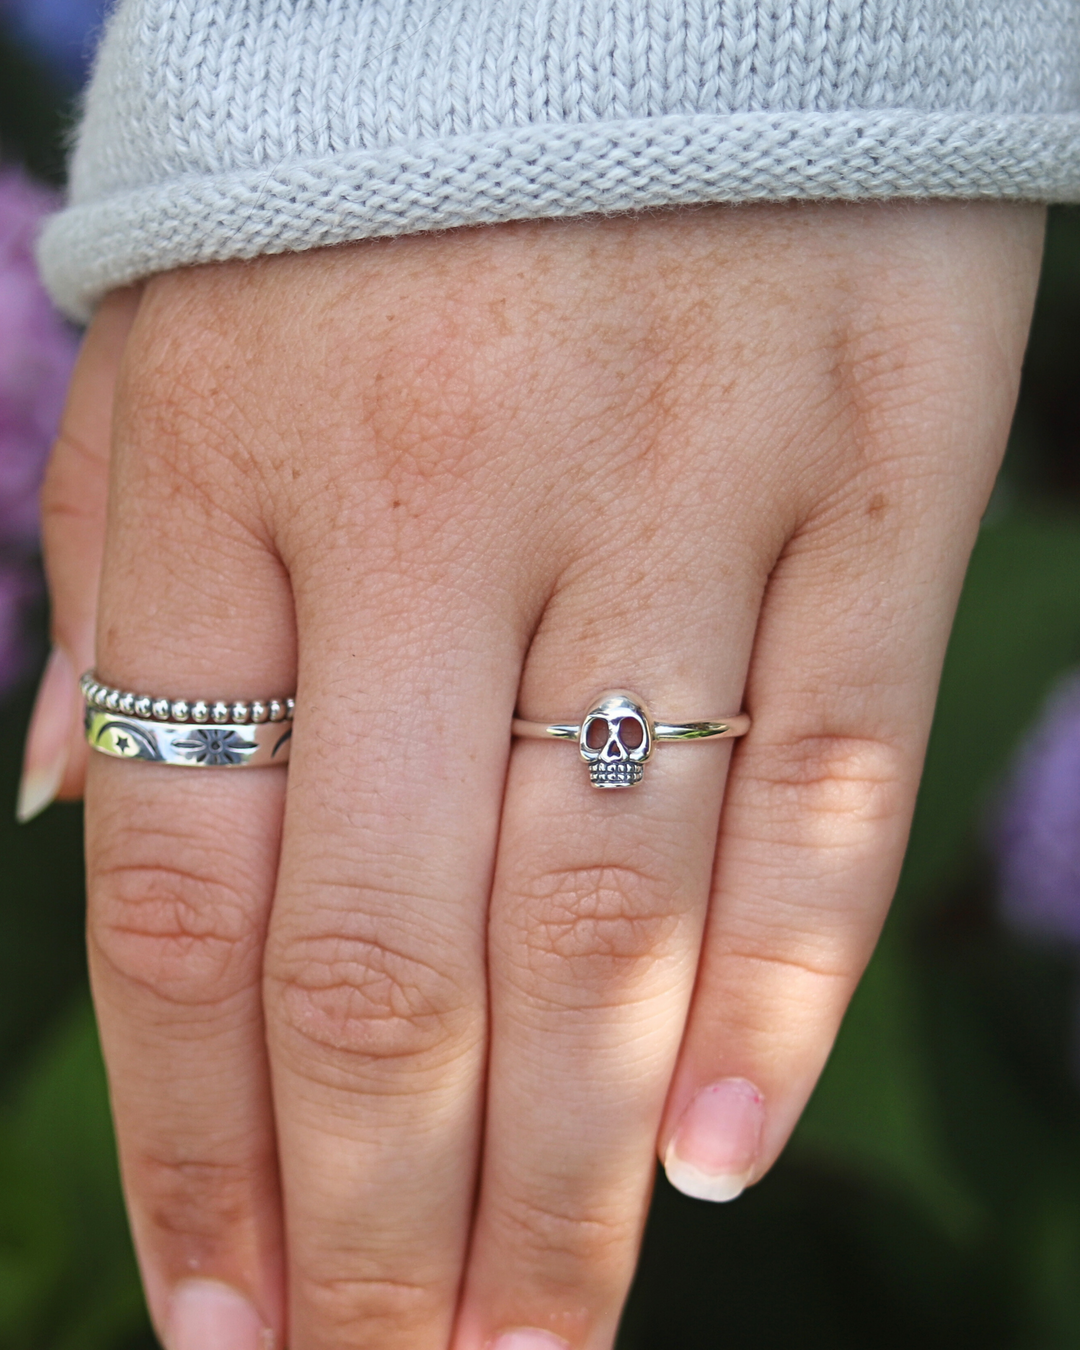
[28,201,1042,1350]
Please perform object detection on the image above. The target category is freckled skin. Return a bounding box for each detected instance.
[39,202,1044,1350]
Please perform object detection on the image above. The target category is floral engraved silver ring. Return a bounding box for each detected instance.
[81,672,294,768]
[512,689,750,789]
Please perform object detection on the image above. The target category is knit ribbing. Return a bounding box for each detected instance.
[38,0,1080,319]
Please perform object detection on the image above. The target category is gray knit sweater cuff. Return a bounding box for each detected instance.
[39,0,1080,321]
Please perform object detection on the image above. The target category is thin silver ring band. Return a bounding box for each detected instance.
[512,715,751,741]
[82,671,294,768]
[512,689,750,789]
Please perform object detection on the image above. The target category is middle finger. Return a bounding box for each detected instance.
[261,312,543,1348]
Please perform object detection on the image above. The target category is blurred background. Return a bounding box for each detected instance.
[2,5,1080,1347]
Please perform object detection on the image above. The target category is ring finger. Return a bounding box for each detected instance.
[454,505,774,1350]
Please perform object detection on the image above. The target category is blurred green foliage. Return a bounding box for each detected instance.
[2,19,1080,1347]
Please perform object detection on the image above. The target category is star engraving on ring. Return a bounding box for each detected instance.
[172,727,257,766]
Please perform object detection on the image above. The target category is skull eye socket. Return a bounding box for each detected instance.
[585,718,610,750]
[618,717,644,750]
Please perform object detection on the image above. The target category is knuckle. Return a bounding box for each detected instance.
[495,1191,625,1273]
[513,861,683,978]
[739,732,908,849]
[120,293,268,503]
[268,910,474,1069]
[39,430,107,532]
[323,331,503,535]
[295,1270,435,1347]
[90,835,260,1005]
[717,933,855,987]
[129,1149,260,1249]
[706,939,855,1054]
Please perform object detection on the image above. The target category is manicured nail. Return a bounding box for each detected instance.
[663,1077,765,1202]
[16,645,78,823]
[166,1280,270,1350]
[488,1332,570,1350]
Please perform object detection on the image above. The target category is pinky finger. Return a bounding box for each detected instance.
[656,203,1040,1197]
[18,288,141,821]
[660,466,998,1201]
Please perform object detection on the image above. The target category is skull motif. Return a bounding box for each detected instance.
[579,691,653,788]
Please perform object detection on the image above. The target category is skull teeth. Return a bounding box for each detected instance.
[589,761,643,788]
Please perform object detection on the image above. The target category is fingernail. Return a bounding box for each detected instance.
[16,645,78,824]
[489,1332,571,1350]
[663,1077,765,1202]
[166,1280,270,1350]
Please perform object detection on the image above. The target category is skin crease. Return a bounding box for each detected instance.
[36,201,1044,1350]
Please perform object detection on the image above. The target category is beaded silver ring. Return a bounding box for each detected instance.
[81,671,294,767]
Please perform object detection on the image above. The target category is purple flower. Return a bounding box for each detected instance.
[994,675,1080,946]
[0,168,79,698]
[1,0,109,86]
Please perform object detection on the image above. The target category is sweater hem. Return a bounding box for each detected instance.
[40,109,1080,320]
